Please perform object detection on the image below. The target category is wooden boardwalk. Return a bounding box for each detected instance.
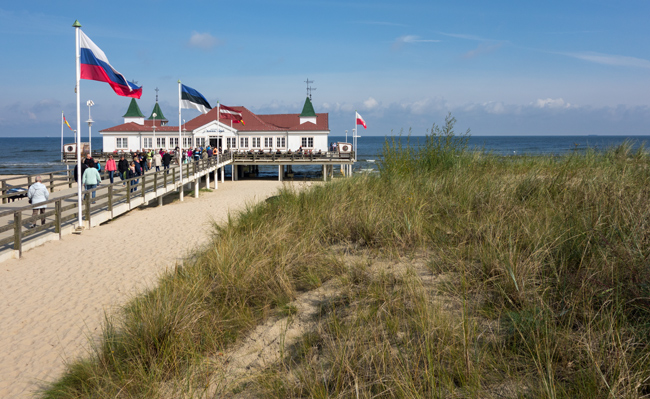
[0,155,232,262]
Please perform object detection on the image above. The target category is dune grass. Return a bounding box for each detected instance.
[42,116,650,398]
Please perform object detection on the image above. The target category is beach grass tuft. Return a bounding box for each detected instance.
[41,116,650,398]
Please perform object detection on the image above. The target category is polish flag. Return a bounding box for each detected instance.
[356,112,367,129]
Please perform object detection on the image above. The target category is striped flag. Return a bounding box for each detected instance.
[219,104,243,122]
[63,113,73,131]
[79,30,142,98]
[356,112,367,129]
[181,84,212,114]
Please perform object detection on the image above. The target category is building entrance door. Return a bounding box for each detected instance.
[209,137,222,149]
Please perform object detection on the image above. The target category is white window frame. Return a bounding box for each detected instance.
[156,137,166,148]
[276,137,286,148]
[226,137,236,149]
[143,137,153,148]
[116,137,128,149]
[301,137,314,148]
[264,137,273,148]
[183,137,192,147]
[169,137,179,148]
[240,137,249,148]
[196,137,205,147]
[251,137,261,148]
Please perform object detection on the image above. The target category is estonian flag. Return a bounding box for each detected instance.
[181,84,212,114]
[79,30,142,98]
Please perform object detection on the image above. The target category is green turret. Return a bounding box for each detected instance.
[300,97,316,117]
[123,98,145,118]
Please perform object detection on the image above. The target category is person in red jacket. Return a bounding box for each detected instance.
[105,154,117,184]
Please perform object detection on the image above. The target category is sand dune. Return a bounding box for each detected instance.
[0,180,303,398]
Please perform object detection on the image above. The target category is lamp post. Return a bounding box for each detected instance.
[152,112,157,150]
[86,100,94,154]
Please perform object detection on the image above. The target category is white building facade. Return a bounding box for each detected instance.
[100,97,330,153]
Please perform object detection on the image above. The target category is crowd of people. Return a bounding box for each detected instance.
[24,143,343,228]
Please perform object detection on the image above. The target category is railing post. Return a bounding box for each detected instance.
[164,168,168,187]
[154,172,158,193]
[68,169,73,188]
[141,174,146,198]
[2,180,6,204]
[55,199,62,239]
[85,192,91,228]
[14,211,22,257]
[49,173,54,192]
[126,180,131,205]
[108,185,113,213]
[27,176,33,187]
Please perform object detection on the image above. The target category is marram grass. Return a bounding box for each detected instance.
[42,118,650,398]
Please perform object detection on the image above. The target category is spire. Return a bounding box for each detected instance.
[148,102,167,121]
[300,97,316,117]
[123,98,144,118]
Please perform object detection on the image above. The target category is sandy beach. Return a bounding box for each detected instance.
[0,179,304,398]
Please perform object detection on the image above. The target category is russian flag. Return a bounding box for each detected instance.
[79,30,142,98]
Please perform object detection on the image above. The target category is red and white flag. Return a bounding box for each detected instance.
[219,104,243,122]
[356,112,367,129]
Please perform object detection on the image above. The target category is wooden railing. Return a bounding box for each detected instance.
[232,151,355,162]
[0,154,232,258]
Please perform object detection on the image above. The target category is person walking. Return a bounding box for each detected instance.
[82,161,101,202]
[133,156,143,177]
[153,150,162,172]
[105,154,117,184]
[127,162,139,193]
[73,162,88,184]
[117,154,129,184]
[83,153,95,167]
[162,150,172,173]
[27,175,49,228]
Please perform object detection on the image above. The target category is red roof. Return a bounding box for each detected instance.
[102,106,329,133]
[101,122,180,133]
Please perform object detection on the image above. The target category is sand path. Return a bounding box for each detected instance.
[0,180,299,398]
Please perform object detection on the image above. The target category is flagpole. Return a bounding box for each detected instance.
[178,80,184,201]
[61,112,63,161]
[353,112,357,163]
[74,20,83,230]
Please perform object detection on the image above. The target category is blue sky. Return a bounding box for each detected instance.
[1,0,650,137]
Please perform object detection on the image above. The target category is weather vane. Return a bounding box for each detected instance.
[155,87,159,102]
[305,78,316,100]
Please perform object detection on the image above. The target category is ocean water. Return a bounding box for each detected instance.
[0,135,648,177]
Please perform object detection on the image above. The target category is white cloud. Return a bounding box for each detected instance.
[363,97,379,110]
[439,32,501,42]
[399,97,448,115]
[563,51,650,69]
[392,35,440,50]
[533,98,571,109]
[482,101,507,114]
[188,32,221,50]
[462,42,503,59]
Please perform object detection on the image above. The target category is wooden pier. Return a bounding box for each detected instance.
[0,155,232,262]
[0,151,356,262]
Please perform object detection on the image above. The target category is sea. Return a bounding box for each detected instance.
[1,135,649,178]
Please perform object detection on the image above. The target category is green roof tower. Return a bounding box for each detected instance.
[123,98,145,118]
[300,97,316,117]
[148,102,167,122]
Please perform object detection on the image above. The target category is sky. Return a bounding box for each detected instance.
[1,0,650,137]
